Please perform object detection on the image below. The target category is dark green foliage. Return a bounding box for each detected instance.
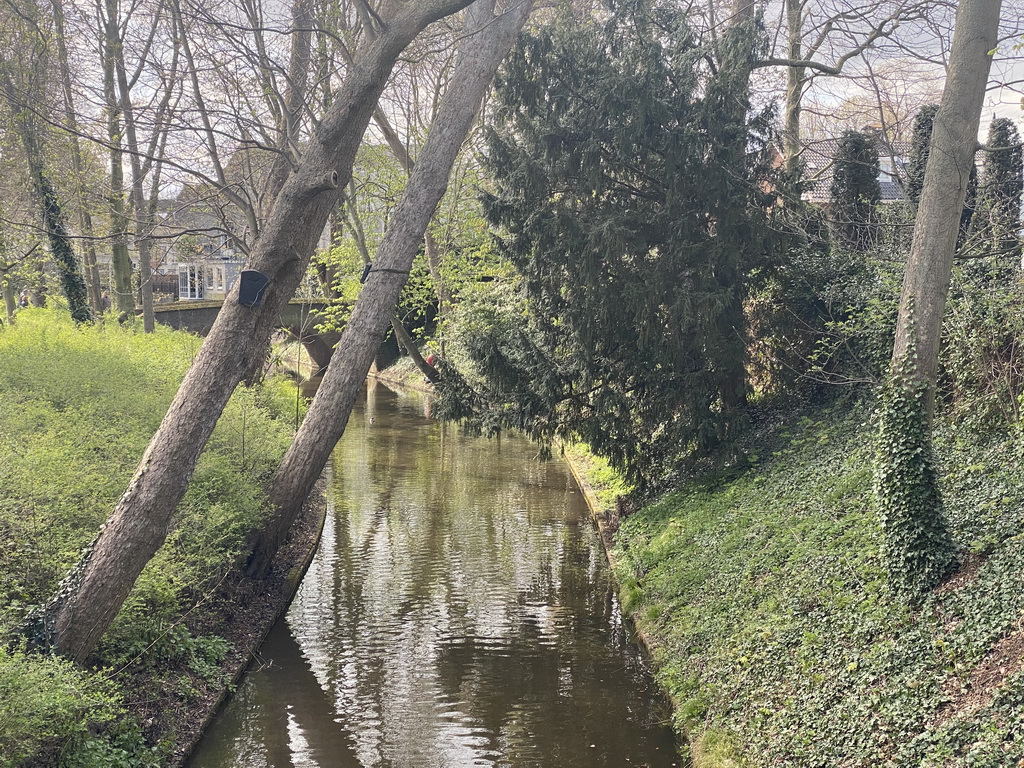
[441,1,777,489]
[36,172,91,324]
[942,266,1024,427]
[906,104,938,206]
[874,353,957,596]
[829,130,881,251]
[958,162,978,250]
[969,118,1023,268]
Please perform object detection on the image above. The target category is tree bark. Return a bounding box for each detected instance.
[52,0,104,313]
[246,0,532,577]
[2,277,14,324]
[782,0,804,176]
[103,0,134,316]
[41,0,477,663]
[0,71,91,324]
[891,0,1002,413]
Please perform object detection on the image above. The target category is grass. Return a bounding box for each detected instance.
[0,309,297,767]
[606,395,1024,767]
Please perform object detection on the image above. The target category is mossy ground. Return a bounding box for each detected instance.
[597,395,1024,767]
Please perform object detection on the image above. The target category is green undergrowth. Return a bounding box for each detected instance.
[562,443,633,511]
[611,395,1024,767]
[0,309,298,767]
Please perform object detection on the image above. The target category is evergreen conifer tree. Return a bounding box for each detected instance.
[970,117,1023,267]
[440,1,777,489]
[906,105,938,207]
[829,129,881,252]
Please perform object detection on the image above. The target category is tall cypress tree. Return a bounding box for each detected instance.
[970,117,1023,266]
[906,104,939,207]
[906,104,976,248]
[440,1,777,489]
[829,129,881,252]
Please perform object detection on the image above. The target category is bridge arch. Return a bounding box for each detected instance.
[152,299,344,375]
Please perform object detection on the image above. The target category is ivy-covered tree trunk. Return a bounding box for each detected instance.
[891,0,1002,413]
[879,0,1003,596]
[246,0,532,577]
[52,0,104,313]
[0,97,90,323]
[30,172,91,325]
[38,0,476,664]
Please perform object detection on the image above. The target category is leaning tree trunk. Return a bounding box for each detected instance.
[878,0,1002,598]
[39,0,477,664]
[245,0,533,577]
[891,0,1002,411]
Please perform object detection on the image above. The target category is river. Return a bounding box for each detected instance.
[187,380,679,768]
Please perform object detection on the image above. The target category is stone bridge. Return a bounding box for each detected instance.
[153,299,345,375]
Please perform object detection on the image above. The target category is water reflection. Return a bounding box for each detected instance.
[189,381,678,768]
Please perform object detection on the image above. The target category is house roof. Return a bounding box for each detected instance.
[799,134,911,204]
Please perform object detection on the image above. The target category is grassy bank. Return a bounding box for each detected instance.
[0,310,299,767]
[599,396,1024,767]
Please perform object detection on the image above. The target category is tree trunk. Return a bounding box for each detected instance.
[0,72,91,325]
[116,72,156,332]
[51,0,104,313]
[246,0,532,577]
[1,229,15,323]
[261,0,315,219]
[104,0,134,317]
[711,0,759,422]
[113,4,174,333]
[877,0,1003,597]
[783,0,805,177]
[374,104,453,345]
[3,277,15,324]
[391,311,440,382]
[39,0,477,664]
[891,0,1002,410]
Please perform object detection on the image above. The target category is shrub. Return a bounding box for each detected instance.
[0,309,299,765]
[0,646,123,768]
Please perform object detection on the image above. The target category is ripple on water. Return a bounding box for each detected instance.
[187,386,677,768]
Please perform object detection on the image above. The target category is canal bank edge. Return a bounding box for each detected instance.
[558,443,688,755]
[167,474,331,768]
[559,443,620,567]
[368,356,436,394]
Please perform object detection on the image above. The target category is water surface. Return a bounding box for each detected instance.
[188,381,678,768]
